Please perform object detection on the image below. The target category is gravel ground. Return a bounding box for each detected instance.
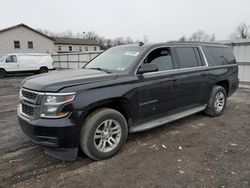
[0,75,249,188]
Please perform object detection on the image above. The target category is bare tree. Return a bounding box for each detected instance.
[229,23,250,39]
[37,29,57,37]
[37,28,83,38]
[105,39,113,48]
[37,27,138,49]
[210,34,216,41]
[188,30,215,42]
[125,36,133,44]
[113,37,125,46]
[178,35,187,42]
[61,30,74,38]
[96,37,107,49]
[75,32,85,38]
[83,31,99,40]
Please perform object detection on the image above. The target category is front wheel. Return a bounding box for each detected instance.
[39,67,48,74]
[0,69,6,78]
[204,86,227,117]
[80,108,128,160]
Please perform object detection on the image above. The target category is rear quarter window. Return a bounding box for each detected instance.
[206,46,236,65]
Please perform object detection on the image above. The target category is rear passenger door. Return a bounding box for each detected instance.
[172,46,210,109]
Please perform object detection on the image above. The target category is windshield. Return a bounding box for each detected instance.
[85,46,142,72]
[0,55,8,62]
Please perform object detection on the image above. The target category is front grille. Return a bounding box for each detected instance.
[21,103,35,117]
[19,88,44,119]
[21,89,38,101]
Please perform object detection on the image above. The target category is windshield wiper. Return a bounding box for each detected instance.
[88,67,113,74]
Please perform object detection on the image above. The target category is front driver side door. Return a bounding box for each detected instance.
[135,47,177,123]
[3,55,19,72]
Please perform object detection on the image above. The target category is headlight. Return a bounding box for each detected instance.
[40,93,75,118]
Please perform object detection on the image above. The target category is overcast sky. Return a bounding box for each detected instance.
[0,0,249,42]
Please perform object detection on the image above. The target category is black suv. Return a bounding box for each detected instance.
[18,42,239,161]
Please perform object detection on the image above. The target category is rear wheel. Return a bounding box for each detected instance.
[0,69,6,78]
[39,67,48,74]
[80,108,128,160]
[204,86,227,117]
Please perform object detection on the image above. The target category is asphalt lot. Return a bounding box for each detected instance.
[0,75,250,188]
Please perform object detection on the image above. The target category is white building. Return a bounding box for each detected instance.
[0,23,101,55]
[0,23,55,54]
[54,37,100,53]
[221,39,250,88]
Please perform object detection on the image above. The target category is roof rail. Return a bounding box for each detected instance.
[166,41,224,45]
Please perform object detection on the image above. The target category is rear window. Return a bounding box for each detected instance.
[206,47,236,65]
[175,47,200,68]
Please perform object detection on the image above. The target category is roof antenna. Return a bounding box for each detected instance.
[139,41,144,46]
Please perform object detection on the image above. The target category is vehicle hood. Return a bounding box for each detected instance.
[21,69,118,92]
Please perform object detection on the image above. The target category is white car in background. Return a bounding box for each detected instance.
[0,53,54,77]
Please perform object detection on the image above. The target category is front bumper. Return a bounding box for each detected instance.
[17,105,80,161]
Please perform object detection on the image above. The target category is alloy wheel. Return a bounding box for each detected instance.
[214,91,225,112]
[94,119,122,153]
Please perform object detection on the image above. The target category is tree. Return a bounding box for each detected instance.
[37,27,138,49]
[105,39,113,48]
[210,34,216,41]
[229,23,250,39]
[37,29,57,37]
[125,36,133,44]
[188,30,215,42]
[113,37,125,46]
[83,31,99,40]
[178,35,187,42]
[75,32,85,38]
[61,30,74,38]
[97,37,107,50]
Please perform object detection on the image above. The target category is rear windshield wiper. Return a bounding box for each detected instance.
[87,67,113,74]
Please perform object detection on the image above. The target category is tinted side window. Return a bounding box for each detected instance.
[143,48,173,71]
[206,47,236,65]
[175,47,199,68]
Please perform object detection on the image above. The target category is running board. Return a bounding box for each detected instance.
[129,105,207,133]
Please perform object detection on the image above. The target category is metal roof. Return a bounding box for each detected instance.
[53,37,99,46]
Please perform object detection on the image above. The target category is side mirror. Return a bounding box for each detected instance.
[137,64,158,74]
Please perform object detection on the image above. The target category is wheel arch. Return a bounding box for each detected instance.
[81,97,132,126]
[215,80,229,96]
[39,66,48,70]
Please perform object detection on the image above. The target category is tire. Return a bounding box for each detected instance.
[0,69,6,78]
[80,108,128,160]
[204,86,227,117]
[39,67,48,74]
